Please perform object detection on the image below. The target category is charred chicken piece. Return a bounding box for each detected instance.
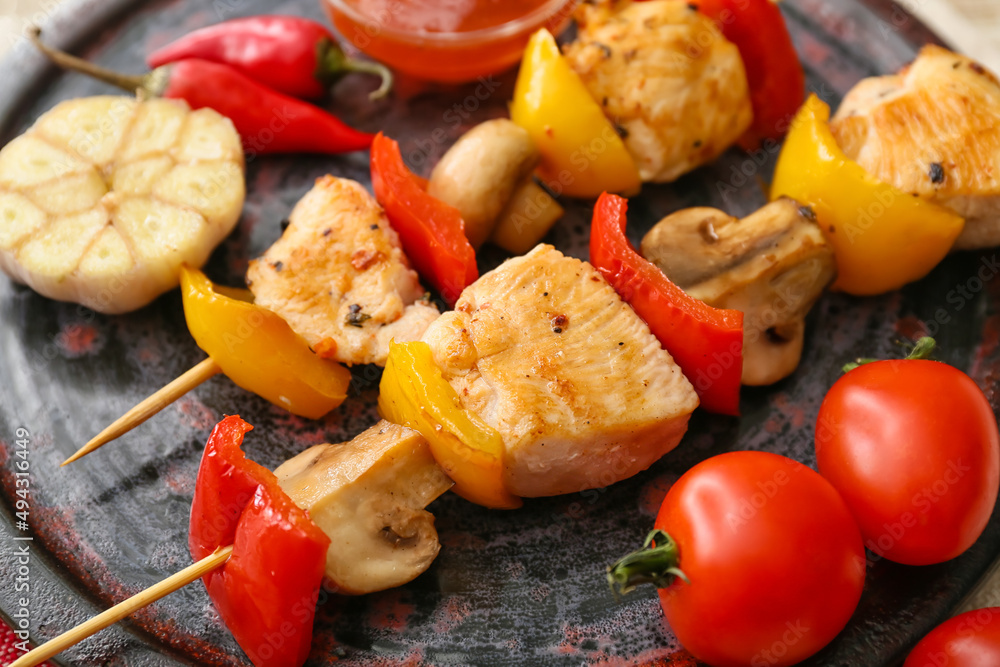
[421,244,698,497]
[274,420,453,595]
[563,0,752,183]
[641,198,836,385]
[247,176,439,366]
[830,45,1000,250]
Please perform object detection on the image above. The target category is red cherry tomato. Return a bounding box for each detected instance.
[816,359,1000,566]
[610,451,865,667]
[904,607,1000,667]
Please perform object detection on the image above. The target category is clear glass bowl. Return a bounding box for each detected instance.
[324,0,579,83]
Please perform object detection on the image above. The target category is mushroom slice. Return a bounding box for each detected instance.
[641,198,836,386]
[274,420,453,595]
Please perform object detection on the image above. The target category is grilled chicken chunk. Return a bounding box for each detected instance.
[421,244,699,498]
[642,199,836,386]
[247,176,439,366]
[830,45,1000,250]
[563,0,752,183]
[275,420,452,595]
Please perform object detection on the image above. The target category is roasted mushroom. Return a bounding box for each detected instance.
[427,118,563,252]
[641,198,836,385]
[274,420,453,595]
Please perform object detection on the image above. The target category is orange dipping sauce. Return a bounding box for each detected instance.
[325,0,578,83]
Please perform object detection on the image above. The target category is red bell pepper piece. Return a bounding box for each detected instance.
[190,416,330,667]
[30,31,373,156]
[691,0,805,148]
[589,193,744,416]
[370,132,478,306]
[148,16,392,101]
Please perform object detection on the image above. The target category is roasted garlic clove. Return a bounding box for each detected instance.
[0,96,244,313]
[274,420,453,595]
[641,198,836,386]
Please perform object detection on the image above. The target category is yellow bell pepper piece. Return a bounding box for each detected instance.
[510,28,641,199]
[771,94,964,296]
[379,340,521,510]
[180,265,350,419]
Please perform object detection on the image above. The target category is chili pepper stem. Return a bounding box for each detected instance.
[29,26,167,96]
[843,336,937,373]
[606,529,689,599]
[9,545,233,667]
[318,38,393,101]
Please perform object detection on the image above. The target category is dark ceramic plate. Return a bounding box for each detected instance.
[1,1,999,665]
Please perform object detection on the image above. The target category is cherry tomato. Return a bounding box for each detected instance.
[609,451,865,667]
[816,359,1000,566]
[904,607,1000,667]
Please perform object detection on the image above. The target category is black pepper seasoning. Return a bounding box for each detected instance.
[929,162,945,185]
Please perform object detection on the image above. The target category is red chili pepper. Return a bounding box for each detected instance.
[148,16,392,101]
[370,132,478,306]
[589,193,744,416]
[691,0,805,148]
[190,416,330,667]
[30,29,373,156]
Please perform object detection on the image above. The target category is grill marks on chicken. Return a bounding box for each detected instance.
[421,244,699,498]
[247,176,439,366]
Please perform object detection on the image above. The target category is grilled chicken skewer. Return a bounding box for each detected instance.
[247,176,440,367]
[420,244,698,497]
[17,243,702,658]
[67,175,439,464]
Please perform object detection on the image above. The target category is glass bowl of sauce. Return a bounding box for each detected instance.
[324,0,579,83]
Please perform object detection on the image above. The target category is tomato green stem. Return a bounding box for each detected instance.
[842,336,937,373]
[606,529,689,599]
[905,336,937,360]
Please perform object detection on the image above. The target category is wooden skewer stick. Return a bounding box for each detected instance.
[63,357,222,466]
[9,545,233,667]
